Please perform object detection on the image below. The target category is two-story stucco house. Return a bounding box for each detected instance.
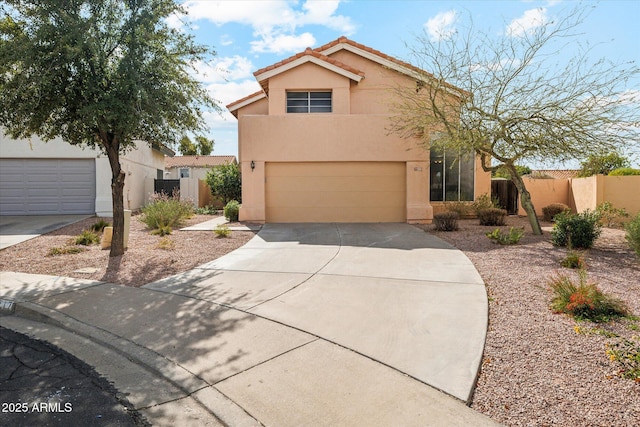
[227,37,490,223]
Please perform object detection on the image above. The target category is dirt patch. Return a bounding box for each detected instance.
[0,214,257,287]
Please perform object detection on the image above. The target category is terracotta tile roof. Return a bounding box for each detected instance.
[315,36,427,78]
[226,36,466,113]
[253,47,365,80]
[165,155,237,169]
[528,170,580,179]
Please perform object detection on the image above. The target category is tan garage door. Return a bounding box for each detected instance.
[266,162,406,222]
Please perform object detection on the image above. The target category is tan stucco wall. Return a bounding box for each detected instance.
[517,177,573,216]
[514,175,640,218]
[0,133,164,216]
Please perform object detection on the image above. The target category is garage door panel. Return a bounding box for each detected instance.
[265,162,406,223]
[0,159,95,215]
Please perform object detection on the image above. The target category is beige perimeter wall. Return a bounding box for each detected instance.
[519,175,640,218]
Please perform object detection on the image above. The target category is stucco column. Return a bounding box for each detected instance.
[406,161,433,224]
[239,161,265,222]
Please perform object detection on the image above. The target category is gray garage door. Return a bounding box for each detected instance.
[0,159,96,215]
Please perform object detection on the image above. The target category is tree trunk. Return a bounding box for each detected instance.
[104,139,126,257]
[509,169,543,235]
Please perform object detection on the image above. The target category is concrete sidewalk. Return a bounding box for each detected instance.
[0,223,498,426]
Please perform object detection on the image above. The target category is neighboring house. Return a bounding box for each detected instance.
[227,36,490,223]
[164,155,238,208]
[0,132,174,216]
[164,155,237,180]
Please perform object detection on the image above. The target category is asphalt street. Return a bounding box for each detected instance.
[0,327,147,427]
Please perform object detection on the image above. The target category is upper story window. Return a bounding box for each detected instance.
[286,91,332,113]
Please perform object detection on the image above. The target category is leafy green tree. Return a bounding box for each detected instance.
[195,136,214,155]
[390,6,639,235]
[493,165,532,179]
[178,135,214,156]
[577,152,631,177]
[178,136,198,156]
[0,0,218,256]
[206,163,241,205]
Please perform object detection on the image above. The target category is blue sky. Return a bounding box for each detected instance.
[169,0,640,161]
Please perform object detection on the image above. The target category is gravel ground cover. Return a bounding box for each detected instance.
[428,217,639,427]
[0,214,256,287]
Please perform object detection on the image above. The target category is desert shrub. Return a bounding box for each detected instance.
[561,250,586,269]
[472,193,500,215]
[595,201,629,228]
[156,236,175,250]
[486,227,524,245]
[214,224,232,238]
[47,246,86,256]
[542,203,570,222]
[194,205,219,215]
[151,225,172,236]
[224,200,240,222]
[626,213,640,257]
[140,192,194,231]
[477,208,507,226]
[433,212,459,231]
[74,230,100,246]
[608,167,640,176]
[606,337,640,381]
[548,270,629,322]
[90,219,111,233]
[445,202,470,218]
[551,210,602,249]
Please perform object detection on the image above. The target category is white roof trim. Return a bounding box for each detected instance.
[254,55,364,83]
[320,42,425,81]
[227,92,267,113]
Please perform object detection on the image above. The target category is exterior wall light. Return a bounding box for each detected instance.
[250,160,255,171]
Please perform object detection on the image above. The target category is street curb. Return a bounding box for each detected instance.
[3,301,261,427]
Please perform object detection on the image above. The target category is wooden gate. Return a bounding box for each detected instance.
[491,179,518,214]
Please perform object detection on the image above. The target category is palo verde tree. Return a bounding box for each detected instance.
[0,0,218,256]
[178,135,214,156]
[390,5,639,234]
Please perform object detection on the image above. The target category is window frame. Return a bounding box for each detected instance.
[286,91,332,114]
[430,148,475,202]
[179,168,190,178]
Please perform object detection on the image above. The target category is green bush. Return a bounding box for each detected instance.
[626,213,640,257]
[477,208,507,226]
[47,246,86,256]
[151,225,172,236]
[140,192,194,231]
[560,250,586,269]
[224,200,240,222]
[206,163,242,205]
[606,336,640,381]
[90,219,111,233]
[74,230,100,246]
[608,167,640,176]
[434,211,459,231]
[445,202,470,218]
[548,270,629,322]
[595,201,629,228]
[486,227,524,245]
[551,210,602,249]
[214,224,232,238]
[542,203,570,222]
[471,193,500,215]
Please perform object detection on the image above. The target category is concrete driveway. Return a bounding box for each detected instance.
[145,223,488,403]
[0,215,91,250]
[1,223,494,426]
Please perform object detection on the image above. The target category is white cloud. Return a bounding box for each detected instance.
[251,32,316,54]
[506,8,548,37]
[206,79,262,108]
[424,10,457,41]
[191,56,255,84]
[181,0,355,54]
